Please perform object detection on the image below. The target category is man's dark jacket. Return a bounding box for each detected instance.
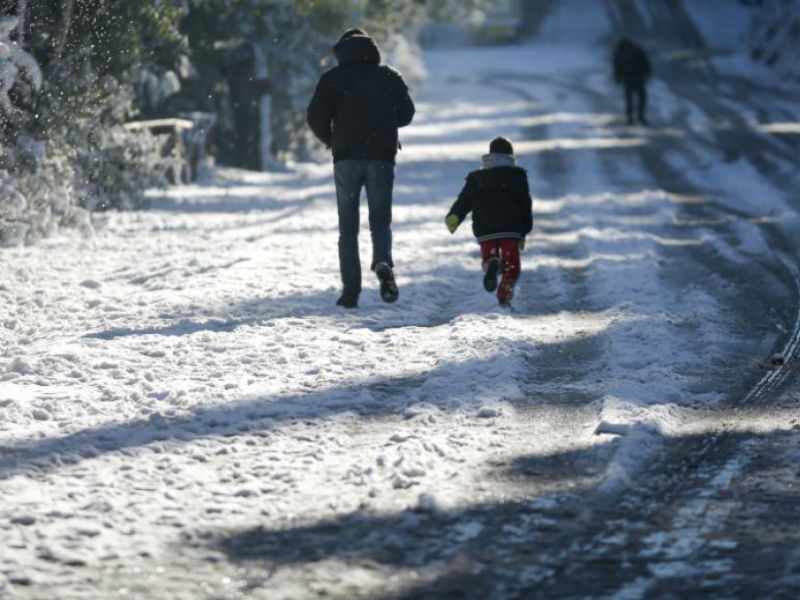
[307,33,415,163]
[448,164,533,243]
[613,39,651,86]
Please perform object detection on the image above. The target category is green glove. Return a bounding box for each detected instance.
[519,237,526,251]
[445,214,460,234]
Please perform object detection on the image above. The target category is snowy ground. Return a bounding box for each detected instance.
[3,4,800,599]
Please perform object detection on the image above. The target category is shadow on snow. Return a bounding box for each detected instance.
[0,318,616,477]
[213,426,800,599]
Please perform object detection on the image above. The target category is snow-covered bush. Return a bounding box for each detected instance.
[1,46,178,246]
[0,2,184,246]
[0,149,93,247]
[0,16,77,246]
[0,129,95,247]
[752,0,800,81]
[0,169,29,246]
[0,16,42,125]
[75,125,177,211]
[34,66,178,211]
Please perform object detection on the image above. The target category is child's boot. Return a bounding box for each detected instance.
[483,257,500,292]
[497,280,514,308]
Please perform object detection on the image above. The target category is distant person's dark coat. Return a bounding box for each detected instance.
[307,33,416,163]
[613,39,651,86]
[448,164,533,242]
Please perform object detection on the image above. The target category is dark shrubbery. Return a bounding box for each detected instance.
[1,0,498,245]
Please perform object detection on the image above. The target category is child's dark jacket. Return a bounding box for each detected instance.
[448,163,533,242]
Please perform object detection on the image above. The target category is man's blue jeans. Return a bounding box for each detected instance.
[334,160,394,295]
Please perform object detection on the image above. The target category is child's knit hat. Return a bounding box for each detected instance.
[339,28,368,42]
[489,136,514,156]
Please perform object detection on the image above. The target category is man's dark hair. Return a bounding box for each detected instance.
[340,28,368,41]
[489,136,514,155]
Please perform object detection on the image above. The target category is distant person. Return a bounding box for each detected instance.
[445,137,533,308]
[613,38,651,125]
[307,28,416,309]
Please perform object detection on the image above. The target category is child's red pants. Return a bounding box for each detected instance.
[480,238,520,303]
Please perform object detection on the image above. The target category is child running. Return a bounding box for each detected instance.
[445,136,533,307]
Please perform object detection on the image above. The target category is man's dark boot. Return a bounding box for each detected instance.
[375,262,398,303]
[336,290,359,309]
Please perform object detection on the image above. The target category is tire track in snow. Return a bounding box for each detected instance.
[464,46,800,597]
[742,252,800,404]
[569,255,800,596]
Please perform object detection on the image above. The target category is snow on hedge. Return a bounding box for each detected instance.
[0,21,175,247]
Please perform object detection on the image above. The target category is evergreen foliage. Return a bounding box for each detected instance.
[1,1,184,245]
[1,0,498,245]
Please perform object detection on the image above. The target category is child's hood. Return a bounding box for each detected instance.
[470,156,527,192]
[482,152,516,169]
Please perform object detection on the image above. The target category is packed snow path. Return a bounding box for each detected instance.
[3,34,800,600]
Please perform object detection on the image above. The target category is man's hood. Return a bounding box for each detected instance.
[333,34,381,65]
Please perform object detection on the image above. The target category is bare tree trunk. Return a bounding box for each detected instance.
[16,0,26,47]
[56,0,74,58]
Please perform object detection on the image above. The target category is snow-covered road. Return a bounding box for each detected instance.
[3,7,800,599]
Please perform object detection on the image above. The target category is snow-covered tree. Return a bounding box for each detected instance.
[0,16,41,126]
[176,0,498,165]
[1,2,183,246]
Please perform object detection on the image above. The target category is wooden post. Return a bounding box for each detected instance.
[56,0,74,58]
[253,43,279,171]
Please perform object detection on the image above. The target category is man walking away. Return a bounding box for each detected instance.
[613,38,651,126]
[307,28,416,309]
